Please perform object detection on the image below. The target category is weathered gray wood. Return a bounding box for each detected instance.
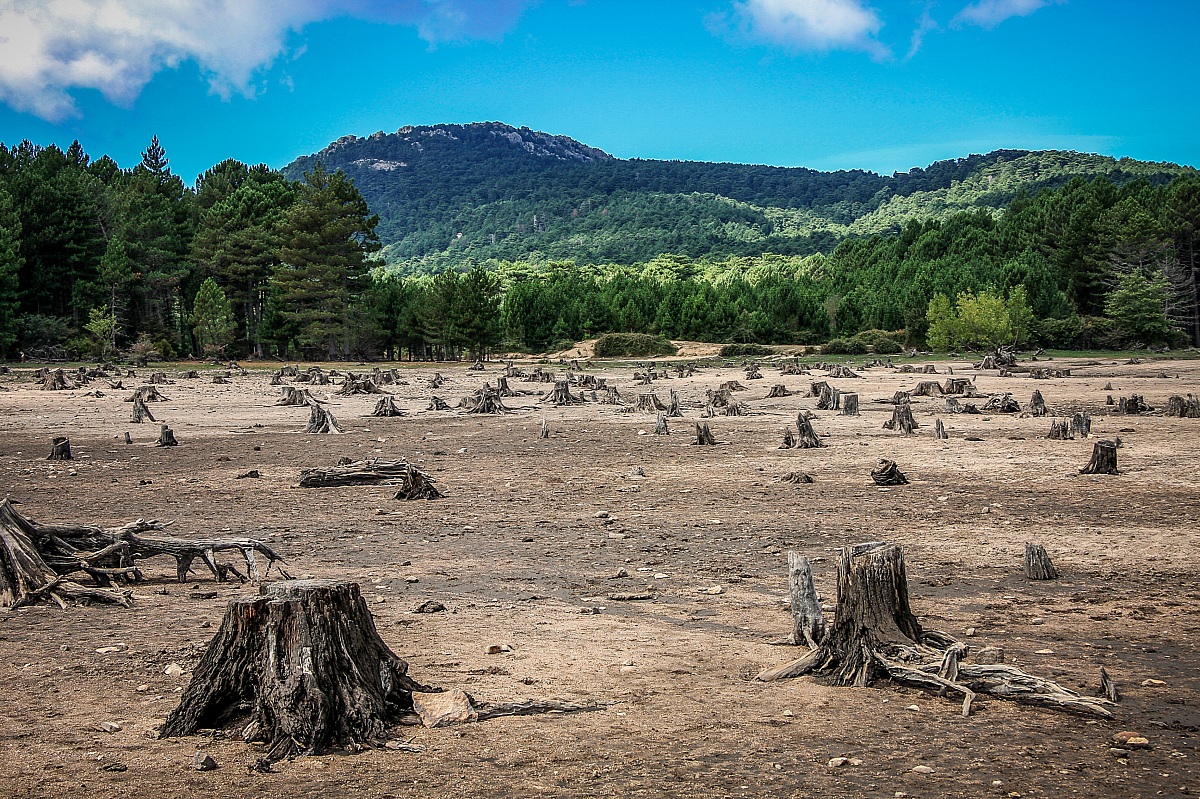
[542,380,584,407]
[883,400,918,433]
[1024,543,1059,580]
[1080,440,1118,475]
[934,419,947,439]
[794,412,823,448]
[841,393,859,416]
[1047,420,1072,439]
[692,422,717,445]
[634,392,666,413]
[1030,390,1047,417]
[871,459,908,485]
[305,399,343,433]
[130,394,156,423]
[47,437,72,460]
[788,551,825,649]
[299,458,441,500]
[367,395,405,417]
[1165,394,1200,418]
[653,412,669,435]
[1071,411,1091,438]
[156,424,178,447]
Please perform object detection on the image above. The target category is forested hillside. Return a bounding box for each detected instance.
[0,127,1197,363]
[284,122,1192,271]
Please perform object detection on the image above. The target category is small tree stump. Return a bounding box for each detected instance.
[1047,420,1072,440]
[1118,394,1151,414]
[634,392,666,413]
[160,579,429,759]
[427,396,450,411]
[368,396,404,417]
[277,386,316,406]
[883,400,918,434]
[306,400,343,434]
[666,389,683,417]
[1030,390,1047,417]
[692,422,717,445]
[47,437,72,460]
[779,427,797,449]
[653,413,669,435]
[338,376,387,396]
[787,551,825,649]
[496,376,517,397]
[934,419,947,440]
[1071,412,1091,439]
[540,418,550,439]
[776,471,814,485]
[794,412,823,449]
[871,459,908,486]
[212,375,230,384]
[841,393,859,416]
[130,394,156,424]
[942,378,976,396]
[765,384,790,399]
[981,393,1020,413]
[156,425,179,447]
[1024,543,1059,580]
[1080,440,1118,475]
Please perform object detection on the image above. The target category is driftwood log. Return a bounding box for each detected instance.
[299,459,442,499]
[871,459,908,486]
[1024,543,1059,580]
[160,579,431,759]
[1080,440,1119,475]
[0,498,290,608]
[756,543,1114,718]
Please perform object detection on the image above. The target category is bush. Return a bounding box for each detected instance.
[872,337,904,354]
[593,333,678,358]
[719,343,773,357]
[820,337,867,355]
[849,329,904,354]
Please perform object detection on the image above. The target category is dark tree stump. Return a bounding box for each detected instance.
[841,393,859,416]
[47,437,72,460]
[368,396,404,417]
[744,365,763,380]
[909,380,943,397]
[496,376,517,397]
[633,392,666,413]
[306,400,343,434]
[156,424,179,447]
[942,378,975,395]
[429,372,445,389]
[130,395,156,424]
[126,385,168,402]
[39,369,75,391]
[338,377,387,396]
[1118,394,1150,414]
[945,397,964,414]
[816,383,841,410]
[719,380,746,393]
[981,393,1020,413]
[1164,394,1200,418]
[871,459,908,486]
[1024,543,1059,580]
[1047,420,1072,440]
[692,422,717,445]
[393,464,443,500]
[160,579,429,759]
[779,427,797,449]
[794,412,823,449]
[653,412,669,435]
[461,385,513,414]
[883,400,918,434]
[426,396,450,411]
[765,384,790,398]
[1080,440,1118,475]
[666,389,682,417]
[1030,390,1047,417]
[934,419,947,440]
[277,386,317,406]
[1071,412,1091,439]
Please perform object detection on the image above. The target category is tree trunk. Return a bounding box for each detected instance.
[883,400,918,434]
[667,389,683,417]
[654,413,669,435]
[1080,440,1119,475]
[540,418,550,439]
[841,393,859,416]
[47,437,72,460]
[788,551,825,649]
[1024,543,1059,580]
[934,419,947,440]
[1030,390,1047,417]
[633,392,666,413]
[1047,420,1072,439]
[277,386,316,406]
[160,579,429,760]
[156,424,179,447]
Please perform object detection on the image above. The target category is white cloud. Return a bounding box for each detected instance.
[905,6,939,60]
[0,0,533,121]
[718,0,890,59]
[951,0,1060,29]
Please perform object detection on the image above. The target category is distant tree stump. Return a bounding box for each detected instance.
[765,384,790,399]
[156,424,179,447]
[306,400,343,434]
[634,392,666,413]
[776,471,814,485]
[779,427,797,449]
[1030,390,1047,417]
[692,422,717,445]
[160,580,429,759]
[212,375,230,384]
[942,378,975,396]
[1080,440,1118,475]
[426,396,450,411]
[871,459,908,486]
[540,417,550,439]
[653,413,669,435]
[841,393,859,416]
[368,396,404,417]
[909,380,943,397]
[460,385,512,414]
[934,419,947,440]
[1165,394,1200,418]
[126,385,168,403]
[1047,420,1072,440]
[1071,412,1091,439]
[129,393,157,423]
[277,386,316,406]
[1024,543,1059,580]
[1118,394,1150,414]
[794,412,823,449]
[981,393,1020,413]
[47,437,72,460]
[883,400,918,434]
[39,369,75,391]
[666,389,683,417]
[496,376,517,397]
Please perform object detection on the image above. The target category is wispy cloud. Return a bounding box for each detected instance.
[951,0,1061,29]
[905,5,939,60]
[712,0,891,59]
[0,0,534,122]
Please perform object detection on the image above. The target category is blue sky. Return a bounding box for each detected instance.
[0,0,1194,183]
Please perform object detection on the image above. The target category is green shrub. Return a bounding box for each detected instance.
[872,337,903,354]
[849,328,904,354]
[593,333,677,358]
[820,337,867,355]
[719,343,773,357]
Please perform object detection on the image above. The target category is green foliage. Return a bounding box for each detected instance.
[190,277,236,355]
[821,338,867,355]
[848,329,904,354]
[593,333,677,358]
[719,343,773,356]
[0,188,21,356]
[924,288,1035,351]
[1104,269,1176,344]
[83,306,117,357]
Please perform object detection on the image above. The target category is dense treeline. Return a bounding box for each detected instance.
[1,134,1197,363]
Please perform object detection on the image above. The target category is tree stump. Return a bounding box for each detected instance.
[130,395,156,424]
[653,413,669,435]
[496,376,517,397]
[779,427,797,449]
[338,376,387,396]
[306,400,343,434]
[277,386,316,406]
[871,459,908,486]
[1165,394,1200,418]
[692,422,717,445]
[765,384,790,398]
[981,393,1020,413]
[540,418,550,439]
[909,380,943,397]
[1024,543,1059,580]
[744,364,763,380]
[945,397,963,414]
[429,372,445,389]
[666,389,682,417]
[816,384,841,410]
[47,437,72,460]
[39,369,75,391]
[156,424,179,447]
[1080,440,1118,475]
[934,419,947,440]
[212,375,230,384]
[368,396,405,417]
[160,579,430,759]
[1030,390,1047,417]
[718,380,746,393]
[633,392,666,413]
[427,396,450,411]
[1118,394,1150,414]
[126,385,168,402]
[788,551,825,649]
[942,377,976,396]
[883,400,918,434]
[841,393,859,416]
[460,385,512,414]
[794,412,823,449]
[776,471,814,485]
[1071,412,1091,439]
[1047,420,1072,440]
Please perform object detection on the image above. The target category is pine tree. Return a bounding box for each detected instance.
[190,277,236,355]
[0,187,22,356]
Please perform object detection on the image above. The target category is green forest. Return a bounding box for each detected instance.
[0,129,1197,363]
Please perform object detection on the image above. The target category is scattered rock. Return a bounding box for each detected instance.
[135,684,149,692]
[1109,748,1131,758]
[911,765,934,774]
[98,721,122,733]
[594,511,610,518]
[1140,678,1166,687]
[235,470,261,479]
[193,752,218,771]
[704,586,724,595]
[905,705,920,712]
[413,600,446,613]
[164,663,183,678]
[974,646,1004,665]
[412,689,478,728]
[611,568,629,579]
[486,644,513,654]
[385,740,427,753]
[827,756,862,768]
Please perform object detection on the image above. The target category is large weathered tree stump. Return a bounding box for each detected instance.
[126,385,168,403]
[666,389,683,417]
[1030,390,1048,417]
[816,383,841,410]
[1080,440,1119,475]
[765,384,790,399]
[130,395,156,424]
[306,399,343,434]
[160,580,430,759]
[39,368,75,391]
[460,385,512,414]
[841,393,859,416]
[1024,543,1059,580]
[634,392,666,413]
[982,393,1020,413]
[692,422,717,445]
[794,412,823,449]
[47,437,72,460]
[942,377,976,396]
[1118,394,1150,415]
[368,396,405,417]
[909,380,943,398]
[883,400,918,434]
[338,376,388,396]
[871,459,908,486]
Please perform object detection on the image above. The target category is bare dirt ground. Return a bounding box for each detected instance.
[0,353,1198,799]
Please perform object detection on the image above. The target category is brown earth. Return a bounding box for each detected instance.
[0,355,1197,799]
